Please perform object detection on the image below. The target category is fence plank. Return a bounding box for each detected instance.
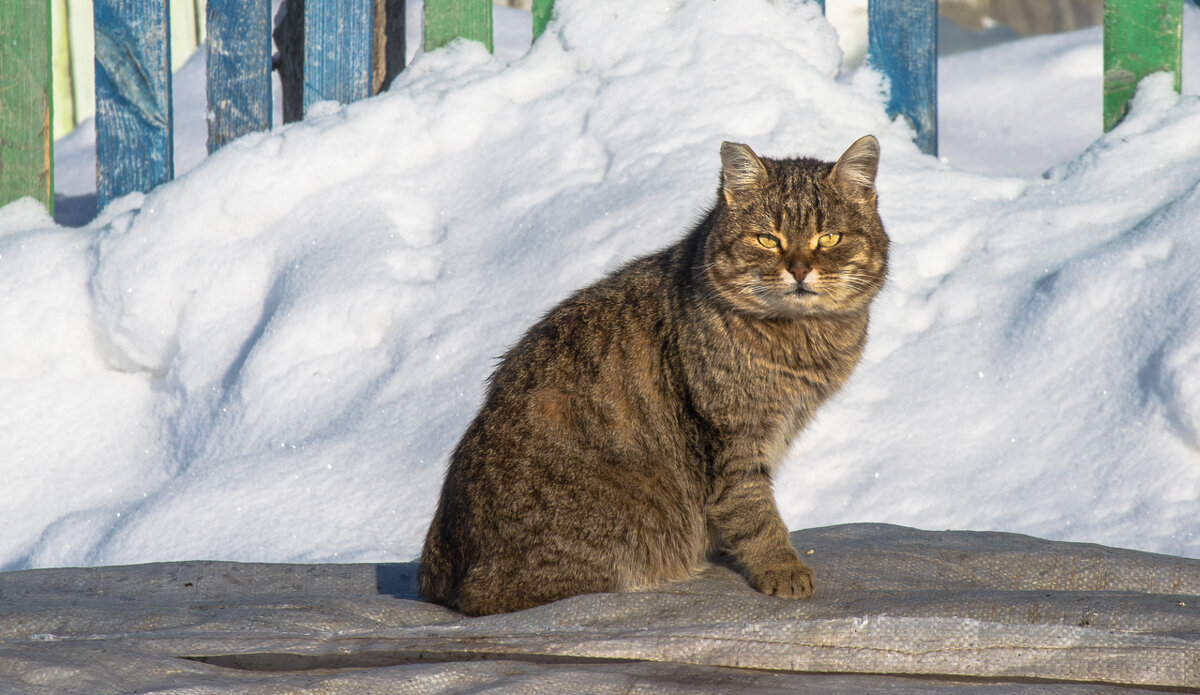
[304,0,374,111]
[375,0,407,92]
[868,0,937,156]
[532,0,553,39]
[425,0,492,53]
[207,0,272,152]
[0,0,54,213]
[94,0,173,210]
[1103,0,1182,131]
[52,0,76,138]
[169,0,200,71]
[65,0,97,135]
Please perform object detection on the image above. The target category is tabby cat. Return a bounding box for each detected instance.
[419,136,888,615]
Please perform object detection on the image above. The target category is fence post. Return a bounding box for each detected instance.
[206,0,273,152]
[868,0,937,156]
[425,0,493,53]
[303,0,375,111]
[0,0,54,213]
[1103,0,1182,131]
[93,0,173,210]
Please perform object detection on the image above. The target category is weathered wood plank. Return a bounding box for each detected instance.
[303,0,375,111]
[424,0,492,53]
[207,0,273,152]
[0,0,54,212]
[868,0,937,156]
[169,0,200,71]
[374,0,406,92]
[274,0,304,124]
[532,0,553,40]
[52,0,76,138]
[1103,0,1182,131]
[93,0,173,210]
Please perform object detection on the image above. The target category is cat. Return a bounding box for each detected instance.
[419,136,888,616]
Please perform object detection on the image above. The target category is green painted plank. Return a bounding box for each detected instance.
[0,0,54,213]
[424,0,492,53]
[532,0,553,40]
[1103,0,1182,131]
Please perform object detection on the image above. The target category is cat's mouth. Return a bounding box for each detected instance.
[794,284,818,297]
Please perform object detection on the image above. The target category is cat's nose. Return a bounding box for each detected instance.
[790,263,811,282]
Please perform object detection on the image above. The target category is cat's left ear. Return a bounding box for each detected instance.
[720,142,768,207]
[831,135,880,201]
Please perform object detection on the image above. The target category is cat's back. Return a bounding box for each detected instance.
[420,246,707,610]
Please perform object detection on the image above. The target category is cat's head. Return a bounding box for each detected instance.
[703,136,888,319]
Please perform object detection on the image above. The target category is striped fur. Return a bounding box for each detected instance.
[419,137,888,615]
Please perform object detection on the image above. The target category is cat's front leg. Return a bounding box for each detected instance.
[707,471,815,598]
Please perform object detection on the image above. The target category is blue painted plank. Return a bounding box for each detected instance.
[207,0,273,152]
[303,0,374,113]
[94,0,173,210]
[868,0,937,156]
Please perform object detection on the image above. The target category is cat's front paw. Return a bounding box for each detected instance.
[750,556,815,599]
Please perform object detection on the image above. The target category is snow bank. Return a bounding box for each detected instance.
[1,0,1198,571]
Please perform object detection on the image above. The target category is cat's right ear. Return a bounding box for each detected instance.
[720,142,767,207]
[831,135,880,202]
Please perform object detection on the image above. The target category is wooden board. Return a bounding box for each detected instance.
[52,0,76,138]
[375,0,407,92]
[868,0,937,156]
[207,0,273,152]
[532,0,553,40]
[1103,0,1182,131]
[93,0,173,210]
[424,0,493,53]
[303,0,374,111]
[0,0,54,213]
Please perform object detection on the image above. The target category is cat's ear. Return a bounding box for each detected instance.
[831,135,880,201]
[720,142,767,207]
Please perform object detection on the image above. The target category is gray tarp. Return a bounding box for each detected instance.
[0,523,1197,693]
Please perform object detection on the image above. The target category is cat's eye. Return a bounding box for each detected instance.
[817,232,842,248]
[757,234,780,249]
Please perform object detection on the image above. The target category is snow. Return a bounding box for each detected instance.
[2,0,1199,572]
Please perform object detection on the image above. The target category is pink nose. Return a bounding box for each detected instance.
[790,263,810,282]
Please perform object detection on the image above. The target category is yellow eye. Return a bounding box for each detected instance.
[757,234,780,249]
[817,232,842,248]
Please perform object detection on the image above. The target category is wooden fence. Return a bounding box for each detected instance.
[0,0,1187,216]
[50,0,205,141]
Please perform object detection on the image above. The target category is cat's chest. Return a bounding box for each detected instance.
[704,317,862,428]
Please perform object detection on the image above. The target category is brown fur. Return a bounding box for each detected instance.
[419,136,889,615]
